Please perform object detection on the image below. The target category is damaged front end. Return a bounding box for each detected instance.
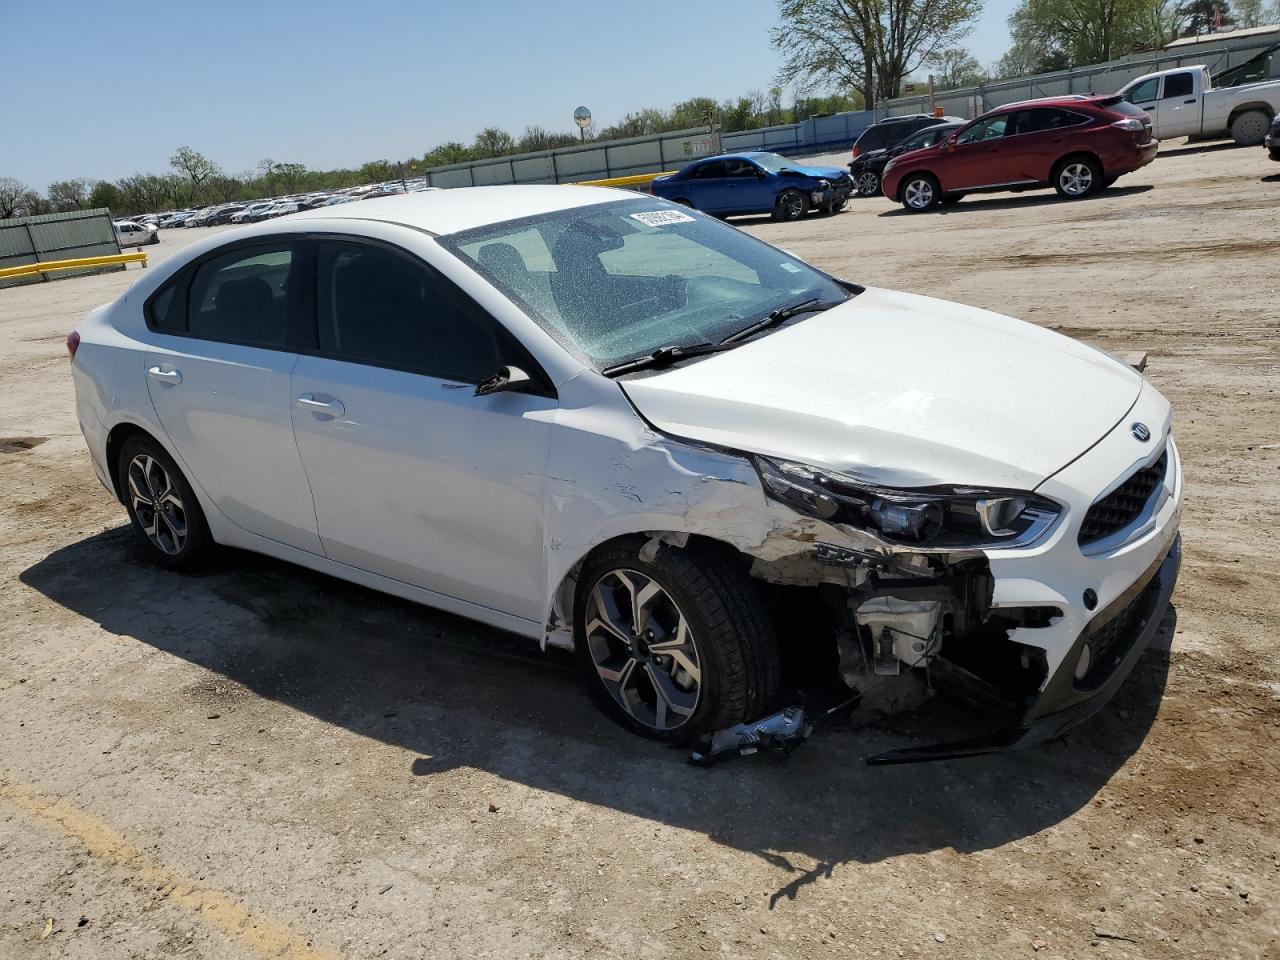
[735,452,1178,765]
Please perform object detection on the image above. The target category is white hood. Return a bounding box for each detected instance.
[620,287,1142,491]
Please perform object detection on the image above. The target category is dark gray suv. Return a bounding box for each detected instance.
[849,115,964,196]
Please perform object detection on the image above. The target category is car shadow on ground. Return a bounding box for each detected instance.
[22,528,1174,901]
[1262,173,1280,183]
[878,185,1154,217]
[1156,139,1239,158]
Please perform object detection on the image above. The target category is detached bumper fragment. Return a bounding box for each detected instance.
[866,534,1181,766]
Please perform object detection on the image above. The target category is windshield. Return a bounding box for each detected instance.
[439,198,849,370]
[748,153,796,173]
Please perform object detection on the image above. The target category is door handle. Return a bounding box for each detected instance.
[296,395,346,418]
[147,366,182,385]
[1183,99,1196,104]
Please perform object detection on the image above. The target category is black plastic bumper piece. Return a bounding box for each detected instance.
[866,534,1182,766]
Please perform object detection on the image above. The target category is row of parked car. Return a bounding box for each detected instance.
[650,63,1278,219]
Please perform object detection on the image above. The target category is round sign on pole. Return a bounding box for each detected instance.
[573,106,592,129]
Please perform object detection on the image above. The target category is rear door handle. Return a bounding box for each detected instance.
[147,366,182,385]
[1183,99,1196,104]
[296,395,346,418]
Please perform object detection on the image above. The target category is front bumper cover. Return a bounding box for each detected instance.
[866,533,1181,765]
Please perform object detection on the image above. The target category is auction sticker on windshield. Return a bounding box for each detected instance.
[630,210,695,227]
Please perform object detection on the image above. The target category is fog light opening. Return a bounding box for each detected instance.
[1074,642,1093,681]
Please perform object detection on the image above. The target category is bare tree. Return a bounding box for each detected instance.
[772,0,983,107]
[0,177,31,218]
[170,146,219,188]
[48,178,95,211]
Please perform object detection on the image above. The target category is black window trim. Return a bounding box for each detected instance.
[304,233,557,398]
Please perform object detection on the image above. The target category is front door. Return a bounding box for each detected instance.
[1156,70,1201,138]
[144,240,323,554]
[289,238,555,622]
[722,157,772,212]
[1123,75,1161,135]
[944,114,1012,190]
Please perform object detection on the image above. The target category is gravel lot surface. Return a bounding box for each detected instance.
[1,141,1278,959]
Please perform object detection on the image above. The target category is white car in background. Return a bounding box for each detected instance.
[113,220,159,246]
[68,187,1181,761]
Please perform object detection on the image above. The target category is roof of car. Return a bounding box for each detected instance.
[287,184,630,235]
[988,95,1108,112]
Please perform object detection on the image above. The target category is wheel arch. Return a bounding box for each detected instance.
[1227,101,1276,126]
[1053,150,1104,178]
[104,421,161,504]
[545,530,760,651]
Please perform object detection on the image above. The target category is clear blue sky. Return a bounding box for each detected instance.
[3,0,1018,191]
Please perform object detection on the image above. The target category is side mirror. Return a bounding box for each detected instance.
[945,134,958,151]
[755,169,767,179]
[474,365,533,398]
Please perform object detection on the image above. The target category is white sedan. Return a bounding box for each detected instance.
[68,187,1181,759]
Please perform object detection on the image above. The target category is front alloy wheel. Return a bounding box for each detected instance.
[584,569,701,733]
[901,174,939,211]
[856,171,880,196]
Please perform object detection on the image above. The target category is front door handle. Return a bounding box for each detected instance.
[147,366,182,385]
[296,395,346,418]
[1183,99,1196,105]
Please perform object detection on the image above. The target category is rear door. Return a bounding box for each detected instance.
[289,237,556,621]
[143,239,323,553]
[684,160,729,212]
[1156,70,1202,138]
[944,114,1011,190]
[1002,107,1092,183]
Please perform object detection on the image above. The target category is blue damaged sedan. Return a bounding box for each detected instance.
[650,152,853,221]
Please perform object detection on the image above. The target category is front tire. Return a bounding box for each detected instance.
[574,540,779,744]
[1229,109,1271,146]
[773,188,809,221]
[900,173,940,212]
[1053,156,1101,199]
[116,435,213,570]
[856,170,880,196]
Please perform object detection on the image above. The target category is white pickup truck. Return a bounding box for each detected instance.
[1116,65,1280,145]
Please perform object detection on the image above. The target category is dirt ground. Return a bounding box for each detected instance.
[1,141,1278,960]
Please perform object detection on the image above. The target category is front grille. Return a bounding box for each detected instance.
[1078,451,1167,547]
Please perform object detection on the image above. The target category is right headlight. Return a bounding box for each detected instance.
[753,455,1061,550]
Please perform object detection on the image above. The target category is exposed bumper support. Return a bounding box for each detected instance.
[866,534,1181,766]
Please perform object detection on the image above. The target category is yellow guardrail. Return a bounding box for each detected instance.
[0,251,147,280]
[573,172,673,188]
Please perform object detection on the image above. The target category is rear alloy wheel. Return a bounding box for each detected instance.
[856,171,880,196]
[575,541,779,744]
[773,188,809,221]
[1229,109,1271,146]
[900,174,940,212]
[1054,157,1101,199]
[117,435,213,569]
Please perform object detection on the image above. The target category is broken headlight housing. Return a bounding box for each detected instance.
[753,456,1061,549]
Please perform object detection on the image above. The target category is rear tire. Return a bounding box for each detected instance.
[856,170,880,196]
[574,539,780,745]
[773,188,809,221]
[1053,156,1101,199]
[1229,109,1271,146]
[116,435,214,570]
[900,173,941,212]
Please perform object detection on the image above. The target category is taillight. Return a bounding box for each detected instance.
[66,330,80,360]
[852,146,862,159]
[1111,117,1145,133]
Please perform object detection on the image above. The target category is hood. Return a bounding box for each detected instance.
[620,287,1143,491]
[784,163,849,179]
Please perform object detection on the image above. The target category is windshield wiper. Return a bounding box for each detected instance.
[720,297,843,345]
[602,342,731,377]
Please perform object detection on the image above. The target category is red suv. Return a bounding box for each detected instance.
[881,96,1158,212]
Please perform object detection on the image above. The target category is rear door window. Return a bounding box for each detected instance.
[182,243,295,349]
[692,160,727,179]
[1163,72,1194,99]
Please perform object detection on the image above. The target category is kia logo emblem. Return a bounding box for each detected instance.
[1131,422,1151,442]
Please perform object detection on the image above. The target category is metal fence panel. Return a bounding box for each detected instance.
[0,208,122,288]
